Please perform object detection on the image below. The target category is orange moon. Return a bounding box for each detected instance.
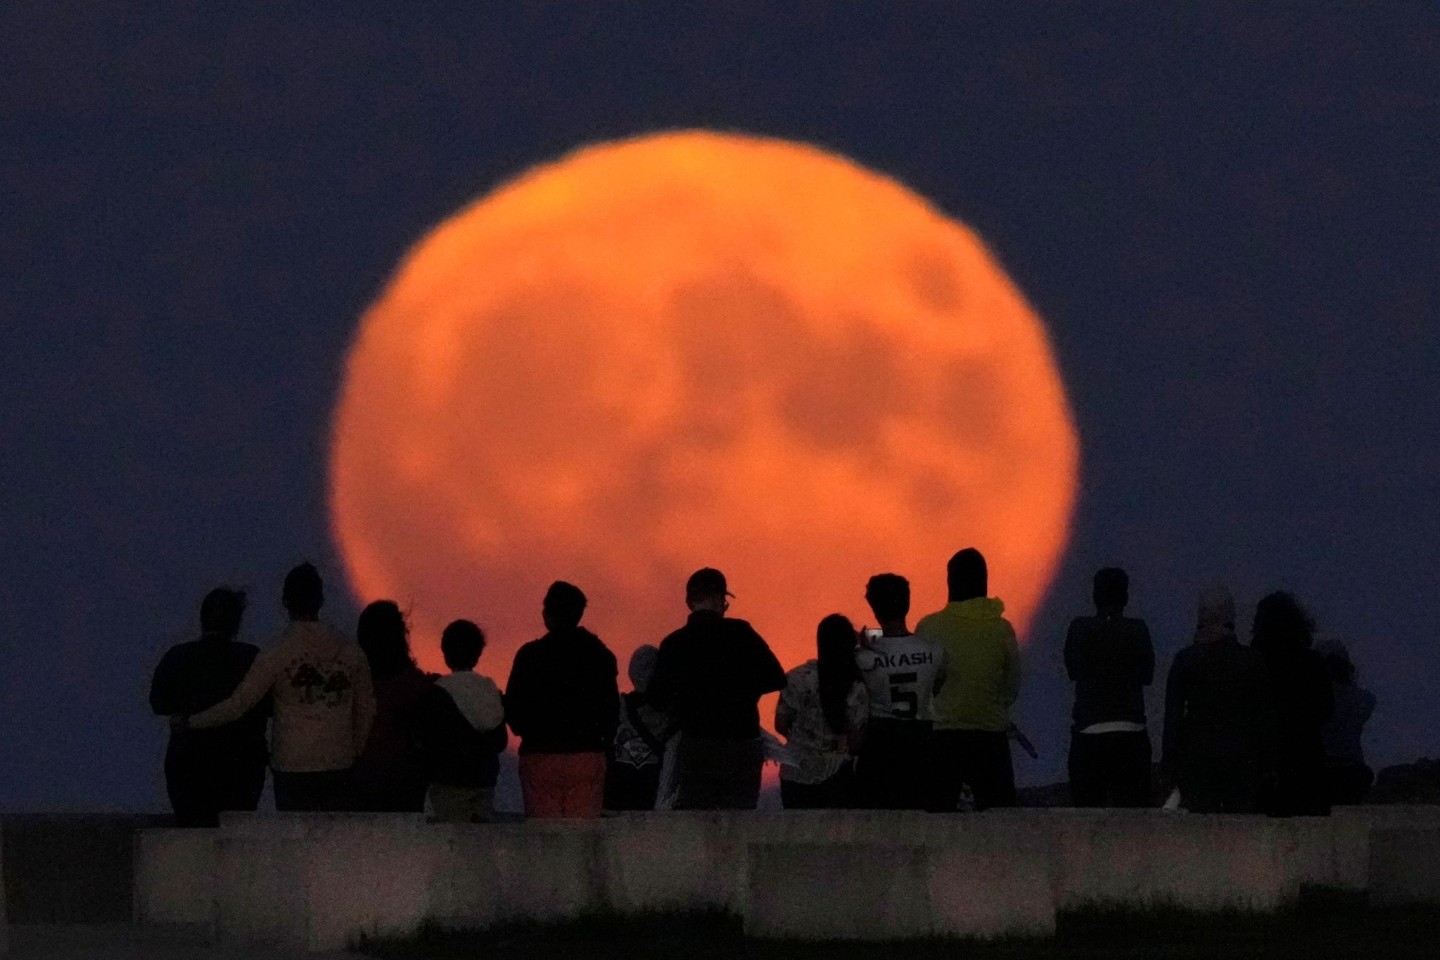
[330,130,1078,684]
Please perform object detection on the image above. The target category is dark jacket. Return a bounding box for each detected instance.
[150,636,269,765]
[505,627,619,754]
[1065,614,1154,729]
[648,610,785,740]
[1161,639,1274,782]
[417,686,508,788]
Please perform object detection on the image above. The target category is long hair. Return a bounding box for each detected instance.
[1252,591,1315,659]
[357,600,417,679]
[816,614,860,736]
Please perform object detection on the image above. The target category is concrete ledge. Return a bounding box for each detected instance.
[122,807,1440,952]
[134,828,218,934]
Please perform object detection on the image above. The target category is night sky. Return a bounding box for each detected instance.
[3,4,1436,811]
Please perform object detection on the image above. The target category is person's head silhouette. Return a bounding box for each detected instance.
[685,567,733,614]
[542,581,587,632]
[441,619,486,672]
[1252,591,1314,655]
[200,587,246,640]
[816,613,861,734]
[282,563,323,621]
[357,600,416,679]
[946,548,987,602]
[1093,567,1129,615]
[628,644,660,694]
[864,573,911,633]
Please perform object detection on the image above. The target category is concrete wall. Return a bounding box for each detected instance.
[126,806,1440,952]
[1368,827,1440,905]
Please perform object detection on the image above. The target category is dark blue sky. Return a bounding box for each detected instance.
[2,3,1436,809]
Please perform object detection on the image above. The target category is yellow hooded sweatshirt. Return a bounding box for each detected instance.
[916,597,1020,732]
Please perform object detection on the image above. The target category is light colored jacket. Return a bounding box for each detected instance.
[916,598,1020,732]
[191,621,375,773]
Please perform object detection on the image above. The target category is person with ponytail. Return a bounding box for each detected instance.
[774,614,868,808]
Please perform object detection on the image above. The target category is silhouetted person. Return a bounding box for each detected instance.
[505,581,619,819]
[1161,586,1273,813]
[183,563,375,811]
[352,601,436,812]
[150,587,268,827]
[916,549,1020,810]
[418,619,507,822]
[854,574,945,809]
[1252,592,1333,816]
[777,614,869,809]
[648,568,785,810]
[1065,568,1155,807]
[1317,638,1376,806]
[604,645,670,811]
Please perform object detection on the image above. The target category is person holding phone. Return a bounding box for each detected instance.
[853,574,946,809]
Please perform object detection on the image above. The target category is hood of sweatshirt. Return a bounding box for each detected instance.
[948,597,1007,619]
[436,671,504,731]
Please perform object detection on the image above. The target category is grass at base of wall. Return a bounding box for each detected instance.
[354,890,1440,960]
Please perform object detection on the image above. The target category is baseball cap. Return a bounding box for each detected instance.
[685,567,735,600]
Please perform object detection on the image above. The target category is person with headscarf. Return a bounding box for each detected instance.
[604,644,672,810]
[1160,586,1275,813]
[1252,592,1333,816]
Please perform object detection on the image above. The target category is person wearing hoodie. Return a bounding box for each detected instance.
[604,644,671,811]
[182,563,376,811]
[1251,592,1333,817]
[916,548,1021,811]
[1160,586,1274,813]
[1064,567,1155,807]
[419,619,508,822]
[505,581,619,819]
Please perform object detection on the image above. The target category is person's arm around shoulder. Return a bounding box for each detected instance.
[189,648,277,729]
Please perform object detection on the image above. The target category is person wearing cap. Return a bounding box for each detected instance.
[505,581,619,818]
[648,568,786,809]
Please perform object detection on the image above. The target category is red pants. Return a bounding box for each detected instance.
[518,751,606,819]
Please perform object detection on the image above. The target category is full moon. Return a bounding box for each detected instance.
[330,130,1078,685]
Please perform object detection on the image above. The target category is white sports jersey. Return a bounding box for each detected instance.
[856,633,946,721]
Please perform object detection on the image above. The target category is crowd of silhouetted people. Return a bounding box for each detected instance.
[151,551,1375,826]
